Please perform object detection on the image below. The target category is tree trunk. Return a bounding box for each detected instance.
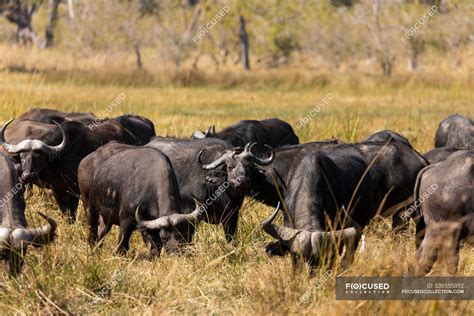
[5,2,39,46]
[239,16,250,71]
[408,56,417,72]
[406,37,424,72]
[220,46,228,65]
[67,0,75,19]
[134,44,143,69]
[44,0,61,48]
[381,61,392,77]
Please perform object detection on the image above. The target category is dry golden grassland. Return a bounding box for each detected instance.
[0,45,473,314]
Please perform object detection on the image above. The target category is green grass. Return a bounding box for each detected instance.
[0,52,473,314]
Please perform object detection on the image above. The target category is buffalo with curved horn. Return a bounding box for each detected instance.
[79,143,199,255]
[146,137,246,241]
[136,202,204,231]
[199,142,275,169]
[203,139,427,242]
[261,203,361,268]
[198,142,274,190]
[0,153,56,276]
[191,118,299,148]
[1,119,67,155]
[257,147,375,268]
[0,118,143,222]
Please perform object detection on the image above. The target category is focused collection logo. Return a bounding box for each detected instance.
[344,282,390,294]
[336,277,472,300]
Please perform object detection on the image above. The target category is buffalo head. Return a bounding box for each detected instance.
[0,119,67,183]
[261,203,361,267]
[197,142,274,191]
[0,212,56,276]
[135,204,203,252]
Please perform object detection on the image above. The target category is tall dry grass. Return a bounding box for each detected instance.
[0,45,472,314]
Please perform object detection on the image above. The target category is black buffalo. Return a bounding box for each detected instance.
[260,146,373,268]
[112,114,156,145]
[192,118,299,148]
[365,129,413,149]
[146,137,245,241]
[14,108,96,125]
[200,140,427,233]
[0,119,141,221]
[0,153,56,275]
[14,108,155,146]
[434,114,473,149]
[414,150,473,274]
[0,120,55,173]
[78,143,200,255]
[423,147,462,164]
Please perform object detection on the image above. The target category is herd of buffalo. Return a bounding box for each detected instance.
[0,109,472,276]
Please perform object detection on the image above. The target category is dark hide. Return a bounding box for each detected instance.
[112,114,156,145]
[415,150,473,274]
[146,137,245,241]
[78,143,193,255]
[0,153,56,276]
[423,147,463,164]
[2,120,141,221]
[14,108,96,125]
[434,114,473,149]
[365,129,413,149]
[192,118,299,148]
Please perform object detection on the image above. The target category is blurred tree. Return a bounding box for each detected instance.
[0,0,471,75]
[406,36,425,71]
[434,4,473,67]
[44,0,61,48]
[0,0,43,46]
[353,0,400,77]
[152,0,201,71]
[239,15,249,70]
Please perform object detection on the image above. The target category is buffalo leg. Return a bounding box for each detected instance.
[223,210,239,242]
[140,231,151,246]
[87,204,100,246]
[444,242,460,275]
[392,211,409,234]
[291,254,303,273]
[415,215,426,250]
[148,231,163,258]
[136,227,162,258]
[53,190,78,223]
[117,220,134,254]
[440,223,462,275]
[97,215,113,242]
[415,228,439,275]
